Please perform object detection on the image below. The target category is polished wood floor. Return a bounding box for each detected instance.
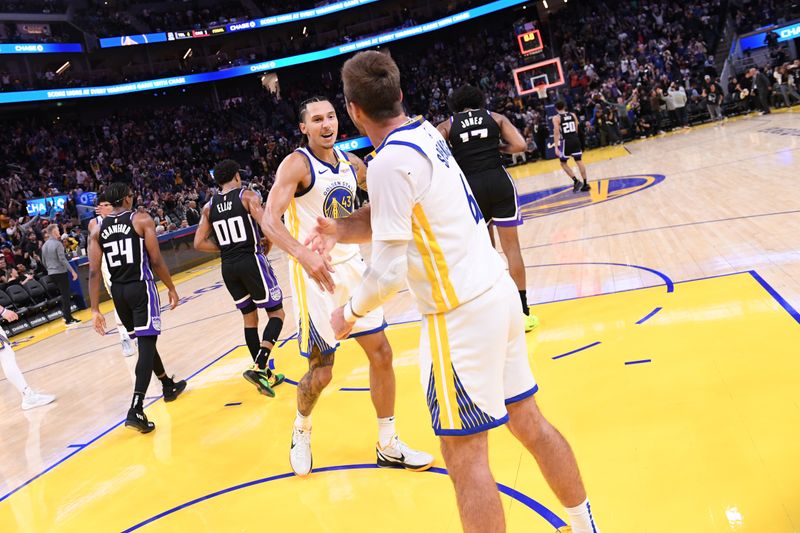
[1,109,798,532]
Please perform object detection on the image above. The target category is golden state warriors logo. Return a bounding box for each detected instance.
[323,182,354,219]
[519,174,665,219]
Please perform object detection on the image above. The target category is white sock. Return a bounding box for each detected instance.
[294,410,312,431]
[114,312,130,341]
[565,498,599,533]
[0,345,29,395]
[377,416,396,448]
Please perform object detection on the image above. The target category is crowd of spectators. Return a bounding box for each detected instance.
[0,0,66,14]
[731,0,800,34]
[1,0,798,282]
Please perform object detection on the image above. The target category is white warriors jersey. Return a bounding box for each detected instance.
[366,117,507,315]
[285,146,360,265]
[94,214,112,287]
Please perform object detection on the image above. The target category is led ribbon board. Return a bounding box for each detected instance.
[0,0,528,104]
[0,43,83,54]
[99,0,382,48]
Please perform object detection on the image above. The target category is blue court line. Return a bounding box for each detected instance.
[224,402,242,407]
[525,261,674,293]
[519,209,800,254]
[5,269,796,502]
[0,344,243,503]
[624,359,652,365]
[748,271,800,325]
[120,464,566,532]
[636,307,663,324]
[66,444,86,449]
[552,341,602,360]
[339,387,370,392]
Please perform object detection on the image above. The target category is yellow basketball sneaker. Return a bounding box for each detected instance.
[524,310,540,332]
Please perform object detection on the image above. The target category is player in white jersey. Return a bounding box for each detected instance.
[88,193,135,357]
[261,97,433,476]
[309,51,600,533]
[0,310,56,410]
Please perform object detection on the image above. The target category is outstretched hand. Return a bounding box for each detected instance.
[92,310,107,336]
[304,216,338,263]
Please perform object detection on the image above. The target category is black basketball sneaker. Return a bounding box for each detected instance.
[163,379,187,402]
[125,408,155,433]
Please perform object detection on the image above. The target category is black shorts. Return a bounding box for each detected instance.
[559,136,583,162]
[111,281,161,337]
[221,253,283,314]
[465,167,522,227]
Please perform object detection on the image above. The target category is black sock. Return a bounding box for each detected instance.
[519,290,529,315]
[257,316,284,370]
[159,374,174,387]
[131,391,144,411]
[244,327,260,362]
[571,176,579,182]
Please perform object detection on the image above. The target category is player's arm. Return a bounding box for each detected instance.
[262,152,335,292]
[435,119,451,143]
[87,221,106,336]
[135,213,179,309]
[331,148,418,339]
[492,112,527,154]
[572,113,581,133]
[242,190,272,254]
[552,115,562,156]
[193,202,220,253]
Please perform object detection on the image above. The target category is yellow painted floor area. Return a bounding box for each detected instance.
[1,271,798,532]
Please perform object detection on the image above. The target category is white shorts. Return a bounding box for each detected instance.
[420,274,537,436]
[0,326,9,349]
[288,254,386,357]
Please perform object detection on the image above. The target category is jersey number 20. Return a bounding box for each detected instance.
[213,216,248,246]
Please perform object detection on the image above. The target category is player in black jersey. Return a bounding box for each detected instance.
[88,182,187,433]
[553,101,591,193]
[194,159,286,397]
[437,84,539,332]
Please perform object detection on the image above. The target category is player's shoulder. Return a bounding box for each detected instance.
[278,150,311,179]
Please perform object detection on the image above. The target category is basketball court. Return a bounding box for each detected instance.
[1,109,799,532]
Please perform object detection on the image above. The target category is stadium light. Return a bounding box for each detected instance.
[56,61,71,75]
[183,48,193,60]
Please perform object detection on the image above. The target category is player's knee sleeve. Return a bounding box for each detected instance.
[262,317,283,346]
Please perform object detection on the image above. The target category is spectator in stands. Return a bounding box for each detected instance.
[774,65,800,107]
[668,83,690,128]
[41,224,80,325]
[747,67,772,114]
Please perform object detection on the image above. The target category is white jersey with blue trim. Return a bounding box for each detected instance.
[286,146,360,265]
[366,117,507,315]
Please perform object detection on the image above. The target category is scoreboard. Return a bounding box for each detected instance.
[517,29,543,55]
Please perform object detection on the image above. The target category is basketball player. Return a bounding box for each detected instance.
[0,310,55,410]
[313,51,599,533]
[88,183,187,433]
[436,84,539,332]
[553,101,591,193]
[88,192,136,357]
[261,96,433,476]
[193,159,286,397]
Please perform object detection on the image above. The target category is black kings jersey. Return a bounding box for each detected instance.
[558,112,579,140]
[448,109,503,174]
[208,187,263,262]
[99,211,153,284]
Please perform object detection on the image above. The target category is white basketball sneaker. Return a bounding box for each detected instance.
[290,427,312,476]
[376,435,434,471]
[121,338,135,357]
[21,389,56,410]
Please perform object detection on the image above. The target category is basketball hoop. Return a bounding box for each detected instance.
[535,86,547,100]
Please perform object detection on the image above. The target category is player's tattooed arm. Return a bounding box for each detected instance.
[344,152,369,191]
[193,202,220,253]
